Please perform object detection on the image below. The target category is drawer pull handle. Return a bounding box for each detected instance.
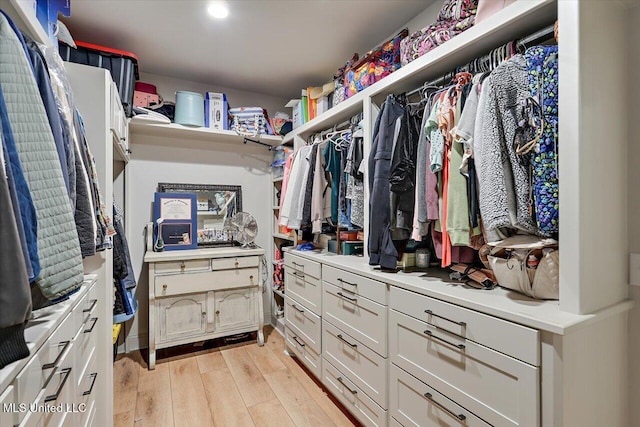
[83,373,98,396]
[424,392,466,421]
[292,271,305,279]
[337,278,357,287]
[336,377,358,395]
[180,262,186,271]
[234,261,239,268]
[84,317,99,334]
[337,334,357,348]
[425,310,466,328]
[45,368,72,403]
[424,330,465,350]
[291,261,303,267]
[83,299,98,313]
[337,292,357,303]
[291,304,304,313]
[292,336,306,347]
[43,341,71,370]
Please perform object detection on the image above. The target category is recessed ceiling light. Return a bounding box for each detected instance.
[207,2,229,19]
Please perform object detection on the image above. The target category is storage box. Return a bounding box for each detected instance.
[205,92,229,130]
[59,41,139,116]
[316,96,329,116]
[285,99,302,129]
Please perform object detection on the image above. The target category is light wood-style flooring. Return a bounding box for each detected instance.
[113,327,361,427]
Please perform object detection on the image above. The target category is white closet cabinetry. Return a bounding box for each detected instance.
[145,245,265,369]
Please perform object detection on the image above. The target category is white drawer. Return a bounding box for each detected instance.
[73,282,97,336]
[156,268,258,297]
[285,272,321,315]
[390,364,491,427]
[14,313,74,424]
[322,265,387,305]
[1,385,15,427]
[285,297,321,354]
[389,310,539,427]
[83,400,96,427]
[322,359,387,427]
[285,253,321,279]
[154,258,211,274]
[77,349,98,427]
[78,312,99,370]
[285,327,322,379]
[40,340,74,427]
[18,403,43,427]
[211,256,259,270]
[322,322,387,409]
[323,282,387,357]
[390,286,539,365]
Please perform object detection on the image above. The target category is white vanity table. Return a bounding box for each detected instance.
[144,233,265,369]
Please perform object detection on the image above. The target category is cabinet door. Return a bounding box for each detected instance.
[158,294,208,343]
[214,288,257,332]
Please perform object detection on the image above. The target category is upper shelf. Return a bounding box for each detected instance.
[0,0,52,47]
[129,121,282,150]
[282,0,556,143]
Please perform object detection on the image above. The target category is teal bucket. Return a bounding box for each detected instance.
[174,91,204,127]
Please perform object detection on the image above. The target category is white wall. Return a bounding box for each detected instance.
[627,4,640,425]
[139,71,288,120]
[122,138,273,351]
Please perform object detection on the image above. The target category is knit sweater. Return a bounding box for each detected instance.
[478,55,537,234]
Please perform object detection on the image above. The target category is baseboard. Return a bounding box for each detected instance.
[119,333,148,354]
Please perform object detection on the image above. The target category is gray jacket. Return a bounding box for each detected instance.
[0,157,31,368]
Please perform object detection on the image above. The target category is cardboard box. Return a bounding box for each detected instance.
[205,92,228,130]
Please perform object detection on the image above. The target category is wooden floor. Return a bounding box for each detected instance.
[113,327,361,427]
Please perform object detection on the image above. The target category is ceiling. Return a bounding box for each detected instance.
[61,1,431,100]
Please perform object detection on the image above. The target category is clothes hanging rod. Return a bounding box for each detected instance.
[243,137,273,150]
[405,23,556,98]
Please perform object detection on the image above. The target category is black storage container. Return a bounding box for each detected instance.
[59,41,139,116]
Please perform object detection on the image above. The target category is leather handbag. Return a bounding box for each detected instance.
[486,235,559,300]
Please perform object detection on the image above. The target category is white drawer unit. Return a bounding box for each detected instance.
[77,349,98,427]
[323,282,387,357]
[390,364,491,427]
[211,256,260,270]
[154,258,211,275]
[389,309,539,427]
[322,359,387,427]
[322,321,387,409]
[155,268,258,297]
[285,297,321,353]
[0,385,15,427]
[285,327,322,379]
[285,253,321,279]
[390,287,539,366]
[322,265,387,305]
[285,271,322,315]
[145,245,266,369]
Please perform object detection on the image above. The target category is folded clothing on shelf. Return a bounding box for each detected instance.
[229,107,273,136]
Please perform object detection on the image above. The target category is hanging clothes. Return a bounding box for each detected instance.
[478,54,539,236]
[301,140,318,229]
[526,45,559,236]
[324,139,341,225]
[368,95,403,269]
[0,12,83,300]
[0,160,31,369]
[279,147,308,228]
[345,135,365,228]
[277,151,295,226]
[311,142,331,233]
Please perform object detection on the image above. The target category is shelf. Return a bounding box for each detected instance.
[0,0,52,47]
[280,0,556,144]
[129,121,283,149]
[272,176,283,183]
[273,233,296,242]
[273,288,285,298]
[197,211,225,216]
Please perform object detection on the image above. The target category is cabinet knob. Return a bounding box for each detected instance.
[202,312,207,317]
[180,262,185,271]
[234,260,239,268]
[215,310,220,315]
[250,275,254,280]
[162,284,167,290]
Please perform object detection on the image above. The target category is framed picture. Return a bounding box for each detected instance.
[157,183,242,247]
[153,192,198,251]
